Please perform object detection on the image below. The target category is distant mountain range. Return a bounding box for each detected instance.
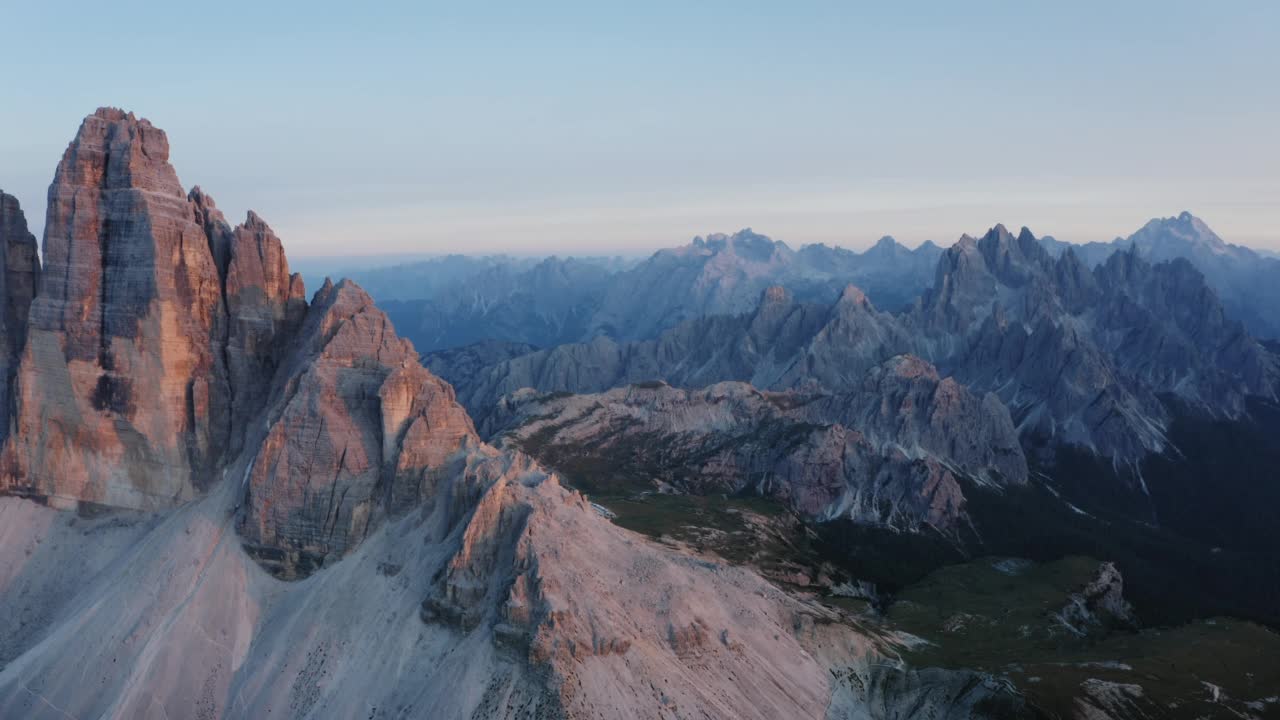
[339,229,942,352]
[1039,211,1280,339]
[429,219,1280,643]
[442,224,1275,465]
[334,212,1278,365]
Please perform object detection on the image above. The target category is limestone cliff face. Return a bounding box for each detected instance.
[3,109,234,508]
[238,279,477,578]
[0,193,40,441]
[0,110,319,510]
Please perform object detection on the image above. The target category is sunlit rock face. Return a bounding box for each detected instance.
[193,190,310,458]
[0,109,317,510]
[237,279,479,578]
[2,109,235,508]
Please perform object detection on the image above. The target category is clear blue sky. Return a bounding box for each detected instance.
[3,1,1278,255]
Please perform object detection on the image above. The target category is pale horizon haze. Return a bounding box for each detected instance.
[3,1,1278,256]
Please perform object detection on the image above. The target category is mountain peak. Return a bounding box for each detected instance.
[837,283,871,308]
[92,106,136,122]
[883,353,941,382]
[1129,211,1228,255]
[759,284,793,306]
[862,235,906,260]
[60,106,182,197]
[242,209,271,232]
[985,224,1014,241]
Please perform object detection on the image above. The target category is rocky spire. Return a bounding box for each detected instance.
[2,109,233,506]
[0,192,40,440]
[0,109,310,508]
[223,208,308,452]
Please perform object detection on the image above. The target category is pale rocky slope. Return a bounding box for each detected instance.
[0,471,1022,719]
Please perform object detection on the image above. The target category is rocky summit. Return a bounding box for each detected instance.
[1,109,308,509]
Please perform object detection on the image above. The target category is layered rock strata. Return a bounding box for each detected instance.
[488,354,1025,531]
[238,279,477,578]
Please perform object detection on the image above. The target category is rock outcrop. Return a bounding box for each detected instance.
[223,206,309,440]
[1054,561,1136,637]
[2,109,235,507]
[238,279,477,578]
[0,109,318,510]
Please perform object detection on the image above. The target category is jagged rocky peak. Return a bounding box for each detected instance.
[239,278,478,578]
[837,283,872,309]
[188,185,234,276]
[697,227,789,260]
[847,354,1027,485]
[3,108,235,507]
[0,108,310,510]
[53,107,185,196]
[746,283,794,321]
[859,235,910,261]
[872,234,901,250]
[223,206,308,434]
[978,224,1053,285]
[1129,210,1229,255]
[923,224,1064,331]
[879,353,938,381]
